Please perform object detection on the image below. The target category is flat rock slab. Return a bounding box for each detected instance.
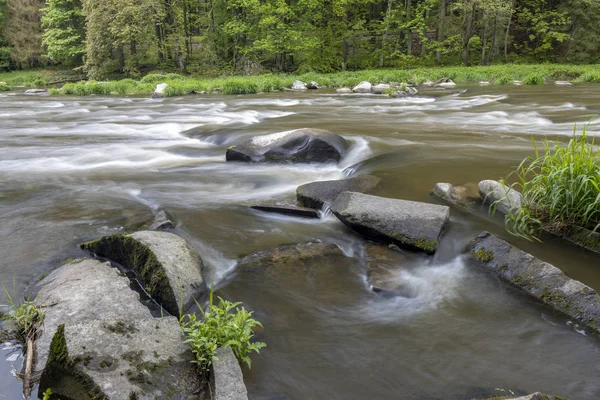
[475,393,562,400]
[546,225,600,255]
[478,180,522,214]
[81,231,206,317]
[35,259,152,375]
[468,232,600,334]
[364,243,417,297]
[39,317,201,400]
[211,346,248,400]
[250,205,319,219]
[331,192,450,254]
[296,175,381,209]
[226,128,349,163]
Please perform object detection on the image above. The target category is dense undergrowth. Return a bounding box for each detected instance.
[3,64,600,97]
[504,126,600,241]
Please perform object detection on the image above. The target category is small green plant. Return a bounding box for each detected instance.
[504,125,600,240]
[1,282,45,346]
[180,291,265,373]
[43,388,52,400]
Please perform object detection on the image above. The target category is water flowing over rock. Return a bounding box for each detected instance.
[371,83,391,94]
[468,231,600,334]
[331,192,450,254]
[434,78,456,88]
[80,230,206,317]
[251,204,319,219]
[292,80,307,90]
[226,128,350,164]
[478,179,522,214]
[211,346,249,400]
[432,182,479,208]
[306,81,321,89]
[35,259,202,399]
[296,175,381,209]
[336,88,352,93]
[352,81,372,93]
[364,243,417,297]
[148,209,175,231]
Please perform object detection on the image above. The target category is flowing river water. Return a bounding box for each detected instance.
[1,85,600,399]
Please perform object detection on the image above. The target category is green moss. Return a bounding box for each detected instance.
[80,235,177,315]
[570,229,600,252]
[473,248,494,262]
[106,320,138,337]
[389,232,438,254]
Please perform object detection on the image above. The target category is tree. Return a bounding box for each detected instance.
[3,0,46,68]
[41,0,85,65]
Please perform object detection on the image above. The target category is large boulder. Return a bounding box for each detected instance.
[226,128,349,164]
[371,83,391,94]
[331,192,450,254]
[478,180,522,214]
[336,88,352,94]
[296,175,381,209]
[306,81,321,90]
[468,232,600,334]
[80,231,206,317]
[39,318,201,400]
[151,83,168,99]
[291,80,307,90]
[352,81,372,93]
[211,346,248,400]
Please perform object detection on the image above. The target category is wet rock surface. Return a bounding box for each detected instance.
[80,230,206,317]
[364,243,417,297]
[296,175,381,209]
[432,182,480,208]
[226,128,349,164]
[352,81,372,93]
[468,231,600,334]
[478,180,522,214]
[251,204,319,219]
[331,192,450,254]
[148,209,175,231]
[211,346,248,400]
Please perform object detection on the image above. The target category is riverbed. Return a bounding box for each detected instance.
[1,85,600,399]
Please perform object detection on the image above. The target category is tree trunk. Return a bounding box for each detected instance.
[406,0,412,55]
[436,0,445,63]
[380,0,394,67]
[487,14,498,65]
[481,20,488,65]
[504,1,514,63]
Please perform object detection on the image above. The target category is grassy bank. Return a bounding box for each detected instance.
[3,64,600,96]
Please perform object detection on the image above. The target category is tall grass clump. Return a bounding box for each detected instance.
[522,73,545,85]
[1,283,44,346]
[221,78,258,95]
[180,291,265,373]
[505,125,600,240]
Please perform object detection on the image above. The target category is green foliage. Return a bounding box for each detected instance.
[0,82,9,91]
[180,292,266,372]
[41,0,85,65]
[522,73,545,85]
[505,125,600,240]
[43,388,52,400]
[1,281,45,346]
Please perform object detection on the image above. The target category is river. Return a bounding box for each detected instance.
[1,85,600,399]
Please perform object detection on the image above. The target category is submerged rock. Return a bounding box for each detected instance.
[434,78,456,88]
[364,243,416,297]
[251,204,319,219]
[148,209,175,231]
[352,81,372,93]
[39,317,201,400]
[336,88,352,94]
[478,180,522,214]
[226,128,349,164]
[24,88,48,95]
[291,80,307,90]
[547,225,600,255]
[432,182,479,208]
[468,231,600,334]
[80,231,206,317]
[296,175,381,209]
[421,80,434,87]
[331,192,450,254]
[371,83,391,94]
[211,346,248,400]
[555,81,573,86]
[478,81,491,86]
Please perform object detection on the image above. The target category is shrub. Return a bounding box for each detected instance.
[180,292,265,373]
[140,73,168,84]
[522,73,545,85]
[0,83,9,92]
[504,125,600,240]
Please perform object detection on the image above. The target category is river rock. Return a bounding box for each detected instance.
[421,80,434,87]
[352,81,372,93]
[434,78,456,88]
[148,209,175,231]
[546,225,600,255]
[292,80,307,90]
[432,182,479,208]
[80,230,206,317]
[251,204,319,219]
[336,88,352,94]
[296,175,381,209]
[478,81,491,86]
[24,88,48,95]
[306,81,321,90]
[226,128,349,164]
[331,192,450,254]
[555,81,573,86]
[468,231,600,334]
[211,346,249,400]
[478,180,522,214]
[364,243,416,297]
[39,317,201,400]
[513,80,522,86]
[151,83,168,99]
[34,259,153,376]
[372,83,391,94]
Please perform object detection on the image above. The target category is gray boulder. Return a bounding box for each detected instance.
[352,81,372,93]
[434,78,456,88]
[478,179,522,214]
[291,80,307,90]
[148,209,175,231]
[331,192,450,254]
[296,175,381,209]
[211,346,248,400]
[226,128,349,164]
[547,225,600,255]
[151,83,168,99]
[306,81,321,90]
[24,88,48,95]
[371,83,391,94]
[468,231,600,334]
[336,88,352,94]
[35,259,153,376]
[80,231,206,317]
[421,80,434,87]
[555,81,573,86]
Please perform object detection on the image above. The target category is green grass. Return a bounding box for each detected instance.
[504,125,600,241]
[8,63,600,96]
[1,282,45,346]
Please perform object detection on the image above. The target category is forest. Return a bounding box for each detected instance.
[0,0,599,79]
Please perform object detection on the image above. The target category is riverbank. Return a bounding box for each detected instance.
[2,63,600,96]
